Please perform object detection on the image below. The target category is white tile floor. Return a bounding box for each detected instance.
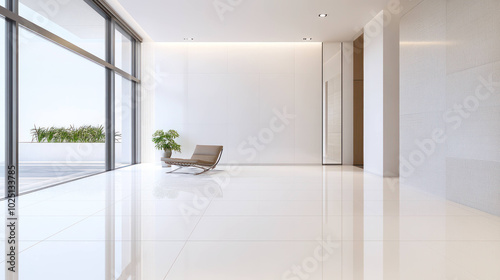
[1,164,500,279]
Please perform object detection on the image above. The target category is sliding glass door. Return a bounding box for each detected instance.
[323,43,343,164]
[115,74,133,167]
[19,28,107,192]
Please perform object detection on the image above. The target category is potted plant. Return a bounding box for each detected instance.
[152,129,181,158]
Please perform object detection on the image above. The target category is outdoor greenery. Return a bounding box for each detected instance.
[31,125,121,143]
[152,129,181,152]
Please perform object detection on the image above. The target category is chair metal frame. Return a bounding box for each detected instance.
[165,147,223,175]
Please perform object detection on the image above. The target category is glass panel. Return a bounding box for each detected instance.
[323,43,342,164]
[19,0,106,60]
[115,74,132,167]
[19,27,106,193]
[115,28,132,74]
[0,18,5,198]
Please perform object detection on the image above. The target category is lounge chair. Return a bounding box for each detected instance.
[162,145,223,175]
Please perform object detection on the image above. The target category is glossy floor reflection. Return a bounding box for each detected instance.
[1,165,500,279]
[18,162,105,192]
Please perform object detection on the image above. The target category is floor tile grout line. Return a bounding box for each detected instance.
[161,193,218,280]
[9,239,500,243]
[415,240,492,280]
[0,207,108,263]
[1,196,131,261]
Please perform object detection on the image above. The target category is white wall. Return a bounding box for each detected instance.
[140,42,156,163]
[152,43,323,165]
[400,0,447,197]
[400,0,500,215]
[383,9,401,177]
[364,11,400,177]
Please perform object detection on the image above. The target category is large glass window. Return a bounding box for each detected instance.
[0,0,140,197]
[19,0,106,60]
[115,27,133,74]
[19,27,106,192]
[115,74,133,167]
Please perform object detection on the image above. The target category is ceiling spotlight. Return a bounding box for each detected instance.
[303,38,313,41]
[183,38,194,41]
[319,13,328,18]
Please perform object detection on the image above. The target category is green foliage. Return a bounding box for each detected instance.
[31,125,121,143]
[152,129,181,153]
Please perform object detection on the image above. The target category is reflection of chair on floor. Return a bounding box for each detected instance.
[162,145,223,175]
[154,179,224,199]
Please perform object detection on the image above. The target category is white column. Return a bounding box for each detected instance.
[363,11,400,177]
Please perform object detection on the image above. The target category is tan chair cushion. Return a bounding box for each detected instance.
[162,145,223,167]
[190,145,223,164]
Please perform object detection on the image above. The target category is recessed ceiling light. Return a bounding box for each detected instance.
[183,38,194,41]
[303,38,313,41]
[319,13,328,18]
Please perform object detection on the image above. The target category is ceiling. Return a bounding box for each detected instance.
[116,0,390,42]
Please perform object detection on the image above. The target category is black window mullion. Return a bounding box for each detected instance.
[105,19,115,171]
[5,0,19,200]
[131,40,139,164]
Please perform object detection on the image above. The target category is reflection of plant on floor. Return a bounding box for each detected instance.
[31,125,121,143]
